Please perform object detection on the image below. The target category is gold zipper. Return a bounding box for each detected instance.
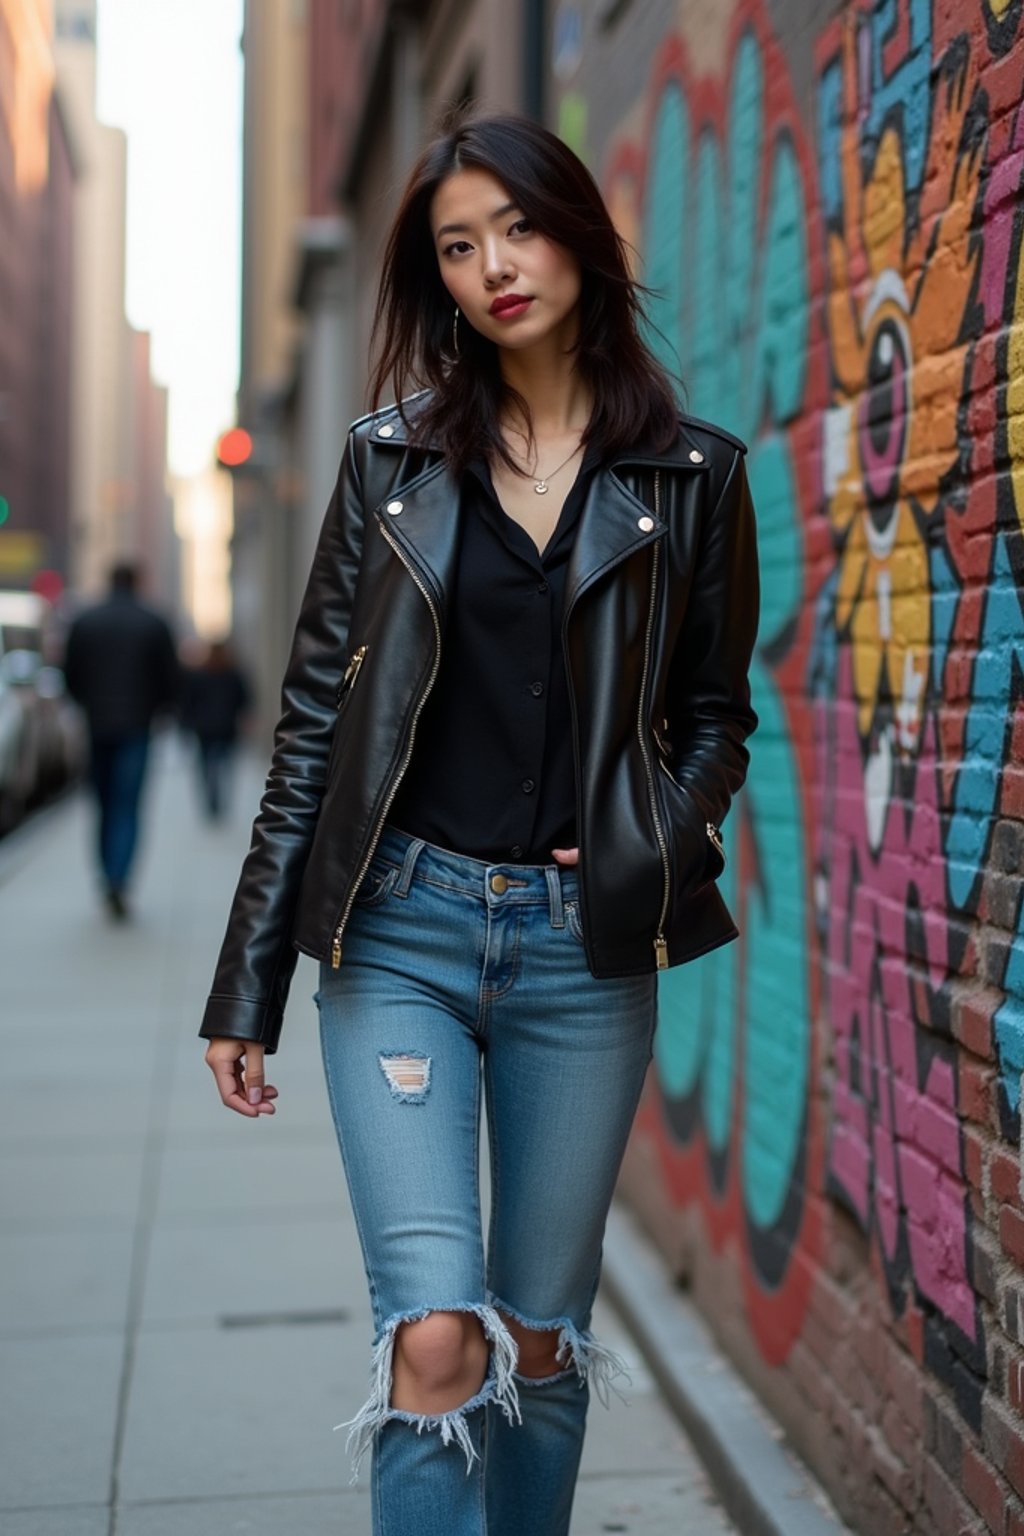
[330,524,442,968]
[638,472,671,969]
[337,644,367,705]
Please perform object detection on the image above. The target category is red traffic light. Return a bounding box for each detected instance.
[31,569,64,603]
[216,428,254,468]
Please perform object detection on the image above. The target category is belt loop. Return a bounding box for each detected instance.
[395,837,426,896]
[545,866,565,928]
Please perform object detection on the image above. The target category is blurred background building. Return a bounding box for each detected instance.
[54,0,174,607]
[0,0,175,611]
[0,0,75,596]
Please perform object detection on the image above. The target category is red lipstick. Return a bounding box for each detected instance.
[489,294,533,319]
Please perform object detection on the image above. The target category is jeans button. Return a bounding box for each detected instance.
[490,873,509,895]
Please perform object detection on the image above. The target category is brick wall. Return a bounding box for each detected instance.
[553,1,1024,1531]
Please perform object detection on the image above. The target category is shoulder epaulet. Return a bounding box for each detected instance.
[347,401,399,433]
[678,413,748,455]
[348,390,431,436]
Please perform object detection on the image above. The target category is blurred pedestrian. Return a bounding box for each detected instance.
[200,111,759,1535]
[180,639,252,820]
[64,561,180,919]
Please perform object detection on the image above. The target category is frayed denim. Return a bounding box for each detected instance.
[317,825,657,1536]
[339,1303,520,1477]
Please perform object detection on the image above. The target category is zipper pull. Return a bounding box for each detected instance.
[331,933,342,969]
[336,645,367,706]
[654,935,669,970]
[706,822,725,862]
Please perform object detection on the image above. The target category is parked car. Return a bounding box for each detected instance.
[0,662,32,833]
[0,590,85,825]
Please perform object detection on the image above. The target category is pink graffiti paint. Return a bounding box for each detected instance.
[825,651,975,1341]
[980,102,1024,328]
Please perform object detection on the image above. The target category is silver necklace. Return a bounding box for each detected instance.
[510,438,583,494]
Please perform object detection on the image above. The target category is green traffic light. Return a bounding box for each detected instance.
[0,497,9,526]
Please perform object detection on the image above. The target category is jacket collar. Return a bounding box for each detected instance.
[365,389,714,470]
[369,392,709,616]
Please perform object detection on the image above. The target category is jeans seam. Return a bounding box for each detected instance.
[484,1051,500,1300]
[319,989,382,1326]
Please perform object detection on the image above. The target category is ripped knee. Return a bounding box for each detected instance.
[499,1315,564,1378]
[492,1300,631,1404]
[393,1309,488,1397]
[338,1304,521,1480]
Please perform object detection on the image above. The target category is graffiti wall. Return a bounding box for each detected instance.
[556,0,1024,1528]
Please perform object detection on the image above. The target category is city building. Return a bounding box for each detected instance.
[0,0,75,590]
[54,0,175,610]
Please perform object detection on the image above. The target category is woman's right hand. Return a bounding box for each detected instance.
[204,1037,278,1117]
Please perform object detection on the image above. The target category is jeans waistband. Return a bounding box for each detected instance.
[378,824,579,928]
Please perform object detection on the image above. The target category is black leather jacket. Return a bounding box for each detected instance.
[200,395,759,1052]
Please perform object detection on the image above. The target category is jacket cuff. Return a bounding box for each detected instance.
[199,994,284,1054]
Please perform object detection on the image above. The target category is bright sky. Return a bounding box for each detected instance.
[95,0,244,478]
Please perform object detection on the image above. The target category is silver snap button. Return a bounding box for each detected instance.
[637,515,655,533]
[378,423,394,438]
[386,499,403,515]
[689,448,704,463]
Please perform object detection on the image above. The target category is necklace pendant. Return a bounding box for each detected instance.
[534,481,549,495]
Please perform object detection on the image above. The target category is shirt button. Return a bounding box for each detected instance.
[522,779,535,794]
[510,846,524,860]
[530,681,544,697]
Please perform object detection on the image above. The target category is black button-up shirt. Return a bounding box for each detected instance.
[390,443,600,864]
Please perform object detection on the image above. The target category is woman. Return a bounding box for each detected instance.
[200,112,759,1536]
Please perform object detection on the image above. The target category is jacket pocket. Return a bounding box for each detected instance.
[654,750,726,892]
[325,644,368,783]
[335,644,367,709]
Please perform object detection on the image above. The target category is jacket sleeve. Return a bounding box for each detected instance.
[199,429,366,1051]
[666,447,760,887]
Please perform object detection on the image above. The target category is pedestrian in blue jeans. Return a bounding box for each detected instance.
[201,111,759,1536]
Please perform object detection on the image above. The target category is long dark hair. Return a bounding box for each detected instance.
[369,111,682,478]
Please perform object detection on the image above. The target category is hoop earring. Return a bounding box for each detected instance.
[452,305,460,358]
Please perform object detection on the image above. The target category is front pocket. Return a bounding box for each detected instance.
[352,863,399,908]
[564,899,586,946]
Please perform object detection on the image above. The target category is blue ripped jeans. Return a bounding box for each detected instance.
[316,824,657,1536]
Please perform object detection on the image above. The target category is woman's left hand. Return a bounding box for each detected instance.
[551,847,579,866]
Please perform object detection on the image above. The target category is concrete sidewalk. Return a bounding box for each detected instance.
[0,739,737,1536]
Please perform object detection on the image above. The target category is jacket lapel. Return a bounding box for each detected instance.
[370,457,464,616]
[563,467,666,614]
